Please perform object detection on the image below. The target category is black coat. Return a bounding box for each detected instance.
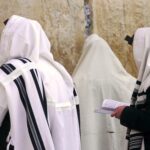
[120,87,150,150]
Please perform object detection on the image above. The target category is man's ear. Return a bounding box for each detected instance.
[3,19,9,25]
[124,34,134,46]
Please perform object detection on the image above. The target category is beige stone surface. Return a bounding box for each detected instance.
[0,0,84,74]
[90,0,150,77]
[1,0,150,77]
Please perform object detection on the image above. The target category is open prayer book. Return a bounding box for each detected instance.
[95,99,130,114]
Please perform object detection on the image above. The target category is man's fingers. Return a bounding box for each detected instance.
[111,110,117,117]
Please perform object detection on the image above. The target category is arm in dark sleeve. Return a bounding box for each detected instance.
[120,87,150,132]
[120,106,150,132]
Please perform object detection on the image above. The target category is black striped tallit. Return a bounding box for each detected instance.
[73,88,80,129]
[127,80,144,150]
[0,58,49,150]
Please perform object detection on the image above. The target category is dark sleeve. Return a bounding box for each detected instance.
[120,106,150,132]
[0,111,10,149]
[120,87,150,132]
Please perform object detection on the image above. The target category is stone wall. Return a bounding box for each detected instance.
[0,0,85,74]
[1,0,150,77]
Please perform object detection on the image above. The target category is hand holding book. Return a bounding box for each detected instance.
[95,99,129,116]
[111,105,127,119]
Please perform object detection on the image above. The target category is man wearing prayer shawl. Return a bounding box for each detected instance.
[73,34,136,150]
[0,15,80,150]
[112,28,150,150]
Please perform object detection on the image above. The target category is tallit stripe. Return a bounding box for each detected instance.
[30,69,48,120]
[128,133,143,150]
[136,80,141,85]
[73,88,77,96]
[18,58,48,120]
[18,57,31,63]
[42,82,48,117]
[138,91,146,96]
[1,63,46,150]
[132,91,138,98]
[129,133,144,138]
[73,88,80,128]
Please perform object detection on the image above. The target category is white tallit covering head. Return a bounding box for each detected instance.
[133,27,150,92]
[0,15,74,93]
[73,34,136,150]
[0,15,80,150]
[126,28,150,150]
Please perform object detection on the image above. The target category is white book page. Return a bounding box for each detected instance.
[95,99,129,114]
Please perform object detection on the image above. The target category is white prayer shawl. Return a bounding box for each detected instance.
[73,34,136,150]
[127,27,150,150]
[0,15,80,150]
[133,28,150,92]
[0,58,55,150]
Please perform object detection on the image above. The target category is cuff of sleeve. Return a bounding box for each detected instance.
[120,106,136,128]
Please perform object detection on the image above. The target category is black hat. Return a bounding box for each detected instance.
[3,18,9,25]
[124,34,134,46]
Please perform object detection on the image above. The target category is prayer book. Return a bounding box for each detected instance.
[95,99,129,114]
